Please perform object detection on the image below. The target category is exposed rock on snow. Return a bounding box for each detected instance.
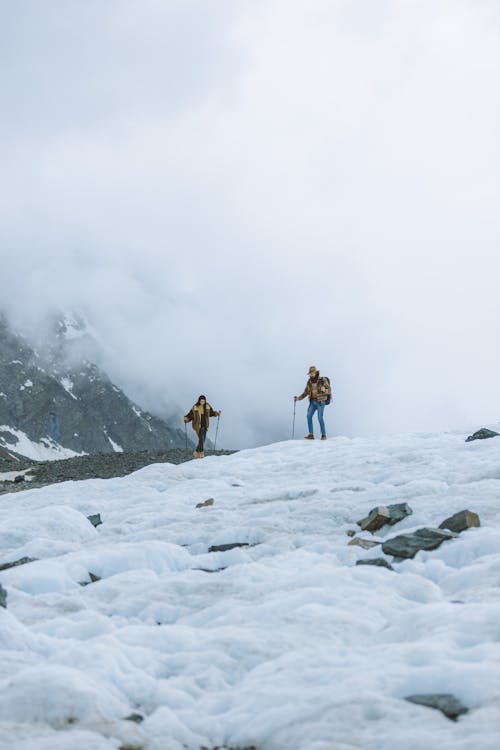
[196,498,215,508]
[0,583,6,608]
[208,542,250,553]
[0,556,37,572]
[382,527,456,559]
[355,558,394,570]
[465,427,499,442]
[404,693,469,721]
[439,509,480,534]
[86,514,103,528]
[357,502,413,532]
[347,537,381,549]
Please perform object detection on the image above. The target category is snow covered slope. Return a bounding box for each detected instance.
[0,432,499,750]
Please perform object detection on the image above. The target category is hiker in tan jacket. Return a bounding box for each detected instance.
[184,395,221,458]
[294,365,332,440]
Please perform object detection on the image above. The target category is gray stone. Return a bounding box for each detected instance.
[356,558,394,570]
[465,428,499,442]
[405,693,469,721]
[357,507,391,532]
[357,502,413,532]
[382,527,456,559]
[208,543,250,553]
[13,475,25,483]
[348,537,381,549]
[439,510,480,533]
[87,513,102,528]
[0,583,6,608]
[0,557,37,572]
[125,713,144,723]
[387,502,413,525]
[196,498,214,509]
[346,529,356,537]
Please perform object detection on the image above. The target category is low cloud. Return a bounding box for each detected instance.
[1,0,499,448]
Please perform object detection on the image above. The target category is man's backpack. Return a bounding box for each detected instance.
[320,376,332,405]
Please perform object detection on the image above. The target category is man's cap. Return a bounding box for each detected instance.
[308,366,317,374]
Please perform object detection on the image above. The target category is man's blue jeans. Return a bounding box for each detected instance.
[307,399,326,436]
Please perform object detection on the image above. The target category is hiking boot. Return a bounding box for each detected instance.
[199,451,205,458]
[321,435,327,441]
[193,450,201,458]
[304,434,314,440]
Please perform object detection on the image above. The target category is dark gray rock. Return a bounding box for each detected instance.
[357,502,413,532]
[0,583,6,608]
[87,513,102,528]
[382,527,456,559]
[13,475,25,483]
[79,571,102,586]
[208,543,250,553]
[124,713,144,723]
[405,693,469,720]
[439,510,480,534]
[465,428,499,442]
[387,502,413,525]
[356,558,394,570]
[0,556,37,572]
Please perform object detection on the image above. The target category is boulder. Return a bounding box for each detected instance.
[357,507,390,532]
[465,428,499,442]
[357,502,413,532]
[405,693,468,721]
[439,509,480,534]
[348,537,381,549]
[13,475,25,483]
[0,556,37,572]
[346,529,356,537]
[86,513,102,528]
[382,527,456,559]
[356,558,394,570]
[208,542,249,553]
[0,583,6,608]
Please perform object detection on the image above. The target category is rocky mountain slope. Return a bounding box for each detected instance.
[0,314,187,459]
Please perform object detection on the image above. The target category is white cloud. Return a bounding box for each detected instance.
[1,0,499,447]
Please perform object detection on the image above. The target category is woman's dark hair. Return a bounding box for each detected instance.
[196,395,207,405]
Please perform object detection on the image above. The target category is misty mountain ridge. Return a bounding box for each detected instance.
[0,312,187,460]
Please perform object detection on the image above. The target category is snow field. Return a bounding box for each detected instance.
[0,431,499,749]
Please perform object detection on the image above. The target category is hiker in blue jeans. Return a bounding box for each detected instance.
[294,365,332,440]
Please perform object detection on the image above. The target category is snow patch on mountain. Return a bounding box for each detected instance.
[0,426,85,461]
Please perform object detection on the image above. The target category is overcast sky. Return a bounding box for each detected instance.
[1,0,499,448]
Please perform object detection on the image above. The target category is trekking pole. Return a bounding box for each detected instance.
[292,399,296,439]
[214,414,220,452]
[184,422,188,451]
